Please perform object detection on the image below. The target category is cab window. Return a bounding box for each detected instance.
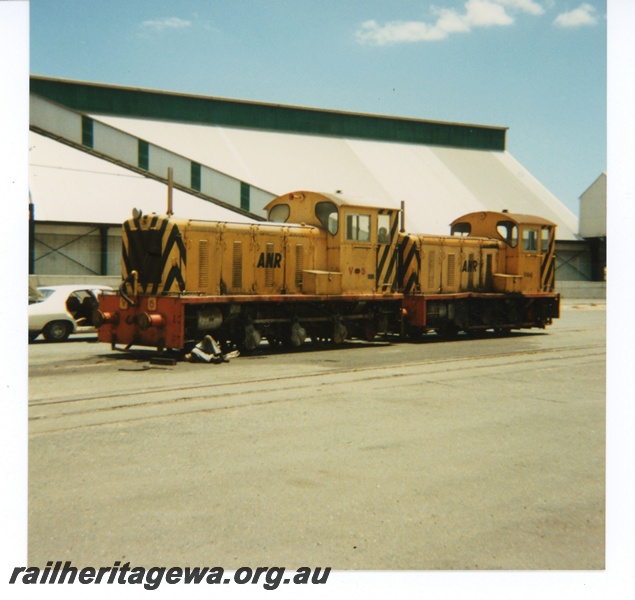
[315,201,339,235]
[268,204,290,223]
[496,221,518,247]
[522,228,539,252]
[541,227,551,253]
[451,222,471,237]
[346,214,370,242]
[378,214,391,244]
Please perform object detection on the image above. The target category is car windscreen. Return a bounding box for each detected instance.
[36,288,55,300]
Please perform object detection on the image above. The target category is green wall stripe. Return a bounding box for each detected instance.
[240,182,250,212]
[138,139,149,170]
[31,77,506,151]
[191,162,202,191]
[81,115,93,148]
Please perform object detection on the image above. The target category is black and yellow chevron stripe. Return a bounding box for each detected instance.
[400,235,421,294]
[122,214,187,295]
[376,209,400,292]
[541,226,556,292]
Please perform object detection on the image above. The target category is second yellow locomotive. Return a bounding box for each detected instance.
[96,191,559,352]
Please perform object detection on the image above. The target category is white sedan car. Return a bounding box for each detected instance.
[28,284,113,342]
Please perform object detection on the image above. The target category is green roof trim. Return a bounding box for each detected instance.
[30,76,507,151]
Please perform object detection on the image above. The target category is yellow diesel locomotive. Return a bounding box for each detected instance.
[95,191,560,352]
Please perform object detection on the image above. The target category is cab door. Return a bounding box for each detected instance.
[518,226,542,293]
[339,209,376,293]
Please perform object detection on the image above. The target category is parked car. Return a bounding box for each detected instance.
[28,284,113,342]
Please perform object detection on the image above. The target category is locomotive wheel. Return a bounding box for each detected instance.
[363,320,377,342]
[243,323,262,351]
[332,322,347,345]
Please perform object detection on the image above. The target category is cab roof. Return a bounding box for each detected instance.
[451,211,556,228]
[265,190,394,213]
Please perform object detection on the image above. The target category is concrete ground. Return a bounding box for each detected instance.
[27,300,605,570]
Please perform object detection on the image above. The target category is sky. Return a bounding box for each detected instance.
[27,0,608,217]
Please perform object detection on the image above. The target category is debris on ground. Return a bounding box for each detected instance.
[150,357,178,366]
[185,335,239,364]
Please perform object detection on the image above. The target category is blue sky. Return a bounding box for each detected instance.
[27,0,608,217]
[28,0,606,217]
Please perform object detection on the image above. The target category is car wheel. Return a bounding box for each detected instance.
[43,320,72,342]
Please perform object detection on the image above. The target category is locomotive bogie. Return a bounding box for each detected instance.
[401,294,559,335]
[98,288,404,352]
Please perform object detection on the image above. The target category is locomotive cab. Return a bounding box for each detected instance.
[266,191,400,295]
[450,211,556,294]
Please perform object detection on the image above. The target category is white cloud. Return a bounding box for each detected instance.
[433,8,472,35]
[356,19,447,44]
[553,3,598,28]
[141,17,192,32]
[355,0,545,46]
[497,0,545,16]
[464,0,514,27]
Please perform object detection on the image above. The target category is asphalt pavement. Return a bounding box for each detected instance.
[27,301,605,571]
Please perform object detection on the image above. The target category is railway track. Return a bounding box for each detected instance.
[29,341,605,435]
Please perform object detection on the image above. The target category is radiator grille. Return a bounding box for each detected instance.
[427,251,436,289]
[232,241,242,289]
[198,239,209,289]
[447,254,456,287]
[295,245,304,288]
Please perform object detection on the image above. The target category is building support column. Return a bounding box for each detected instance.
[100,225,109,275]
[29,201,35,274]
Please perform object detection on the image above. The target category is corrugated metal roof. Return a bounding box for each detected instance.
[79,115,579,239]
[28,76,578,239]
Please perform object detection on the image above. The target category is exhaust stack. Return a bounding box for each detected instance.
[167,167,174,216]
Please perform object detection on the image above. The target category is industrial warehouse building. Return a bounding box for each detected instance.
[578,172,607,283]
[28,75,604,296]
